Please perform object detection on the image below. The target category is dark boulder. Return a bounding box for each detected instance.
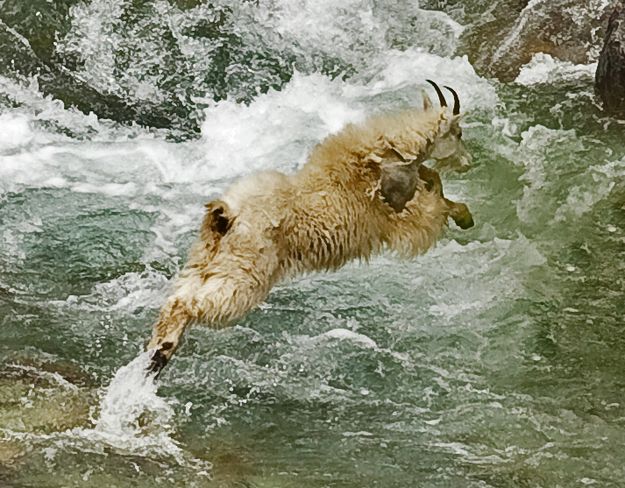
[0,0,216,135]
[457,0,610,82]
[596,3,625,115]
[0,0,303,136]
[0,21,156,130]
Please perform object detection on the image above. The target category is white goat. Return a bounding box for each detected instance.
[147,80,474,374]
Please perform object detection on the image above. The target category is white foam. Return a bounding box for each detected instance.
[0,134,213,198]
[71,182,138,196]
[320,328,378,349]
[555,157,625,222]
[0,113,34,151]
[201,72,366,179]
[214,0,463,93]
[513,125,583,224]
[515,53,597,86]
[266,0,386,60]
[68,351,191,463]
[0,75,116,140]
[361,49,498,111]
[94,352,174,438]
[52,270,169,313]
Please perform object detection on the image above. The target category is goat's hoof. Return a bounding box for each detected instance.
[453,211,474,229]
[146,348,169,378]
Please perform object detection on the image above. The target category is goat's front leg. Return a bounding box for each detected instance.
[418,165,474,229]
[445,198,474,229]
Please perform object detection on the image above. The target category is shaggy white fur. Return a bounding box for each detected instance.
[146,85,474,373]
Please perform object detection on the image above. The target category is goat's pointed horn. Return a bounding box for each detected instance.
[426,79,447,108]
[444,85,460,115]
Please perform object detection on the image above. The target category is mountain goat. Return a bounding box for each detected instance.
[147,80,474,375]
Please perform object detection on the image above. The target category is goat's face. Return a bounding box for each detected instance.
[425,80,472,171]
[430,115,471,169]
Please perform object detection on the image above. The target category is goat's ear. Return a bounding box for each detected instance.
[201,200,234,242]
[422,91,433,111]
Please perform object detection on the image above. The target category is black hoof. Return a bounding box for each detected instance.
[455,214,475,229]
[146,349,169,378]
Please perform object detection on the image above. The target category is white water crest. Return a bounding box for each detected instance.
[69,351,195,464]
[515,53,597,86]
[94,352,172,438]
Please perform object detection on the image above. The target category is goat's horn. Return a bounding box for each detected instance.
[426,79,447,108]
[444,85,460,115]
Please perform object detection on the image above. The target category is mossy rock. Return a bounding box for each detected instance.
[0,439,24,466]
[0,363,96,434]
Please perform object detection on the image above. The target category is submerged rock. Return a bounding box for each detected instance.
[0,0,292,135]
[0,22,152,131]
[0,362,95,434]
[0,440,24,465]
[596,3,625,115]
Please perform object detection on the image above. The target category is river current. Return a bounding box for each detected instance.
[1,1,624,487]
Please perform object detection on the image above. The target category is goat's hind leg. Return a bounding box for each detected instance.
[146,297,193,376]
[145,199,236,376]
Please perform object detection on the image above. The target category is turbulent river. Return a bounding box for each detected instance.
[1,0,624,486]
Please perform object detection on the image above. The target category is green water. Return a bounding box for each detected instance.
[1,0,625,487]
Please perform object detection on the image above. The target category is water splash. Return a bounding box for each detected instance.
[74,352,213,476]
[69,351,196,465]
[94,351,173,440]
[515,53,597,86]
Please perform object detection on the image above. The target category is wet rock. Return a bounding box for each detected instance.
[0,0,199,134]
[0,440,24,465]
[0,27,150,132]
[0,363,95,433]
[459,0,611,82]
[596,3,625,114]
